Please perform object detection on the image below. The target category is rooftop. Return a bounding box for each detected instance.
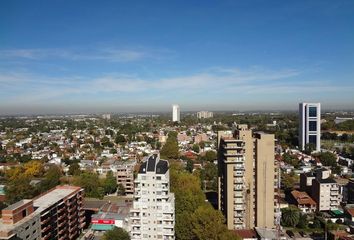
[33,186,81,212]
[317,178,337,184]
[139,154,168,174]
[291,190,316,206]
[2,200,32,211]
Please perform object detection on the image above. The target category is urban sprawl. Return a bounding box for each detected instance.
[1,103,354,240]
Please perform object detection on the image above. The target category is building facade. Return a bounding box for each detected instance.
[196,111,213,119]
[172,105,180,122]
[312,178,342,211]
[300,169,342,211]
[347,179,354,204]
[130,154,175,240]
[217,125,276,230]
[299,102,321,152]
[0,186,85,240]
[116,162,135,196]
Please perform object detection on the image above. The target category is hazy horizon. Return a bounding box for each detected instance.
[1,1,353,114]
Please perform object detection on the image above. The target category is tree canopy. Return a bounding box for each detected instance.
[170,163,239,240]
[102,227,130,240]
[281,206,300,227]
[160,131,179,160]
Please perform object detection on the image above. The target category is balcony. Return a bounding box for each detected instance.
[58,221,66,228]
[234,218,244,224]
[58,207,66,214]
[69,225,77,233]
[59,234,67,240]
[223,144,244,149]
[234,205,244,211]
[163,215,174,220]
[131,220,141,226]
[42,233,51,240]
[41,225,51,233]
[163,230,174,235]
[58,214,66,221]
[41,217,50,225]
[224,151,243,157]
[234,179,244,184]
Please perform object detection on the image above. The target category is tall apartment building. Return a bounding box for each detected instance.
[217,125,275,230]
[196,111,213,119]
[172,105,180,122]
[299,102,321,152]
[116,162,135,196]
[0,186,85,240]
[130,154,175,240]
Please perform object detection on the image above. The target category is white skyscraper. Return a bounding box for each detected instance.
[172,104,180,122]
[130,154,175,240]
[299,102,321,152]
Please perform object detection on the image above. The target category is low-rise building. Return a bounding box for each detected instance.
[290,190,316,213]
[91,202,131,231]
[116,161,135,196]
[300,168,342,211]
[312,178,342,211]
[196,111,213,119]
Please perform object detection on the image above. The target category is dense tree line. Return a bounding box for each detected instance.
[4,161,62,204]
[73,170,117,199]
[160,131,179,159]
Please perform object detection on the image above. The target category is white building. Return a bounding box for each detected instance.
[130,154,175,240]
[172,104,180,122]
[196,111,213,119]
[299,102,321,152]
[102,114,111,120]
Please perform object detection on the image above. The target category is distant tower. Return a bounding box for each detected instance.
[299,102,321,152]
[172,104,180,122]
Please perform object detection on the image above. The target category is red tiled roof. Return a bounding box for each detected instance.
[234,230,257,239]
[347,208,354,217]
[291,190,316,206]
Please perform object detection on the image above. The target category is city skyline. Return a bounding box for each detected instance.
[1,0,354,115]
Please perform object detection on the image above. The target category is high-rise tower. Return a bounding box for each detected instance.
[130,154,175,240]
[172,105,180,122]
[299,102,321,152]
[217,125,275,230]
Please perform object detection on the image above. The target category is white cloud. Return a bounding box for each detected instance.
[1,67,353,105]
[0,47,164,62]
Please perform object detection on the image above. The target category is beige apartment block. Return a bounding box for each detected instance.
[217,125,275,230]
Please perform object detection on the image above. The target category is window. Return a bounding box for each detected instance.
[309,135,317,145]
[309,121,317,131]
[156,176,161,180]
[309,106,317,117]
[22,209,27,218]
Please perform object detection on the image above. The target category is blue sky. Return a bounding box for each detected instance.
[0,0,353,114]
